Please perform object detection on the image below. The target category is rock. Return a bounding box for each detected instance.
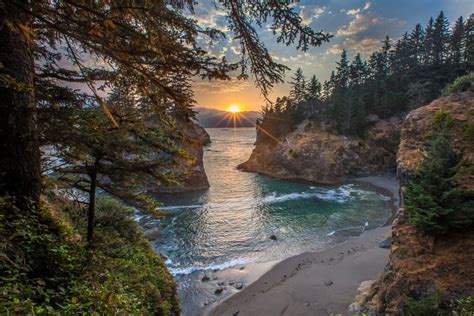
[379,236,392,249]
[235,282,244,290]
[349,280,376,313]
[269,234,277,240]
[367,92,474,314]
[146,121,210,194]
[324,280,333,286]
[143,228,161,240]
[239,266,245,270]
[215,287,224,295]
[239,117,402,185]
[232,311,240,316]
[217,281,225,286]
[201,276,210,282]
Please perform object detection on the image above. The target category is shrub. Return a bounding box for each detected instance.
[443,73,474,95]
[0,196,179,315]
[403,291,444,316]
[451,296,474,316]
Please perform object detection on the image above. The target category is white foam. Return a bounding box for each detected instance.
[159,204,202,211]
[262,185,358,204]
[325,225,366,236]
[262,192,316,203]
[169,258,250,276]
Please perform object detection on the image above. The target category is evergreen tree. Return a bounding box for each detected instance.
[289,68,307,102]
[405,111,474,234]
[0,0,332,210]
[451,16,466,66]
[409,24,425,67]
[40,86,184,244]
[433,11,451,65]
[465,14,474,70]
[306,75,322,116]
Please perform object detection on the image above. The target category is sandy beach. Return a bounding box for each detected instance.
[207,175,398,316]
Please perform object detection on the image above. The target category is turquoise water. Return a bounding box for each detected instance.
[147,128,393,276]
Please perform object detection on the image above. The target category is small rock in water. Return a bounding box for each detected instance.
[229,281,235,285]
[269,234,278,240]
[201,276,210,282]
[235,282,244,290]
[215,287,224,295]
[324,280,333,286]
[239,266,245,270]
[233,311,240,316]
[379,237,392,249]
[218,281,225,286]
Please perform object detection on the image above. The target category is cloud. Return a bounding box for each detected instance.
[299,5,326,25]
[328,37,383,57]
[331,4,406,56]
[193,78,251,95]
[337,12,404,37]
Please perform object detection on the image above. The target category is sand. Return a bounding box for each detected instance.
[207,176,398,316]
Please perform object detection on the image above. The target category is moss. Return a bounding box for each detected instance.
[0,196,179,315]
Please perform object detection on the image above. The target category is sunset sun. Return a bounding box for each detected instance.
[228,105,241,113]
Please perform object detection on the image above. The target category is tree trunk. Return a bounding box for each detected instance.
[0,1,41,207]
[87,167,98,245]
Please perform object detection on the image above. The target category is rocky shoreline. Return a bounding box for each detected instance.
[239,116,403,185]
[203,175,399,316]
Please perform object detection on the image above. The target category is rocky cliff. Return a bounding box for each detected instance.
[239,116,402,184]
[147,121,211,194]
[366,91,474,314]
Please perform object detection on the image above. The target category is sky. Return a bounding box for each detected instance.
[191,0,474,112]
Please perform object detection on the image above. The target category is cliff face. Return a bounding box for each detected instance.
[367,91,474,314]
[239,116,402,184]
[148,121,211,194]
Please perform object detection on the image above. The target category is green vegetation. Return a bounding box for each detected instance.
[403,292,474,316]
[404,111,474,234]
[403,291,443,316]
[443,73,474,95]
[0,196,179,315]
[451,296,474,315]
[261,12,474,136]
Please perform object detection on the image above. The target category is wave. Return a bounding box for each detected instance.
[326,224,367,236]
[262,185,360,204]
[169,258,250,276]
[158,204,203,211]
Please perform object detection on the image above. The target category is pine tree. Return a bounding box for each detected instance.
[0,0,333,210]
[405,111,474,234]
[40,86,184,244]
[432,11,451,65]
[409,24,425,67]
[451,16,466,66]
[464,14,474,70]
[423,17,435,66]
[306,75,322,116]
[289,68,307,103]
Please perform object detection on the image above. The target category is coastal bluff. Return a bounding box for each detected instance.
[239,115,402,184]
[147,121,211,193]
[365,90,474,314]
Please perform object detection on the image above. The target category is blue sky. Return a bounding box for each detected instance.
[192,0,474,111]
